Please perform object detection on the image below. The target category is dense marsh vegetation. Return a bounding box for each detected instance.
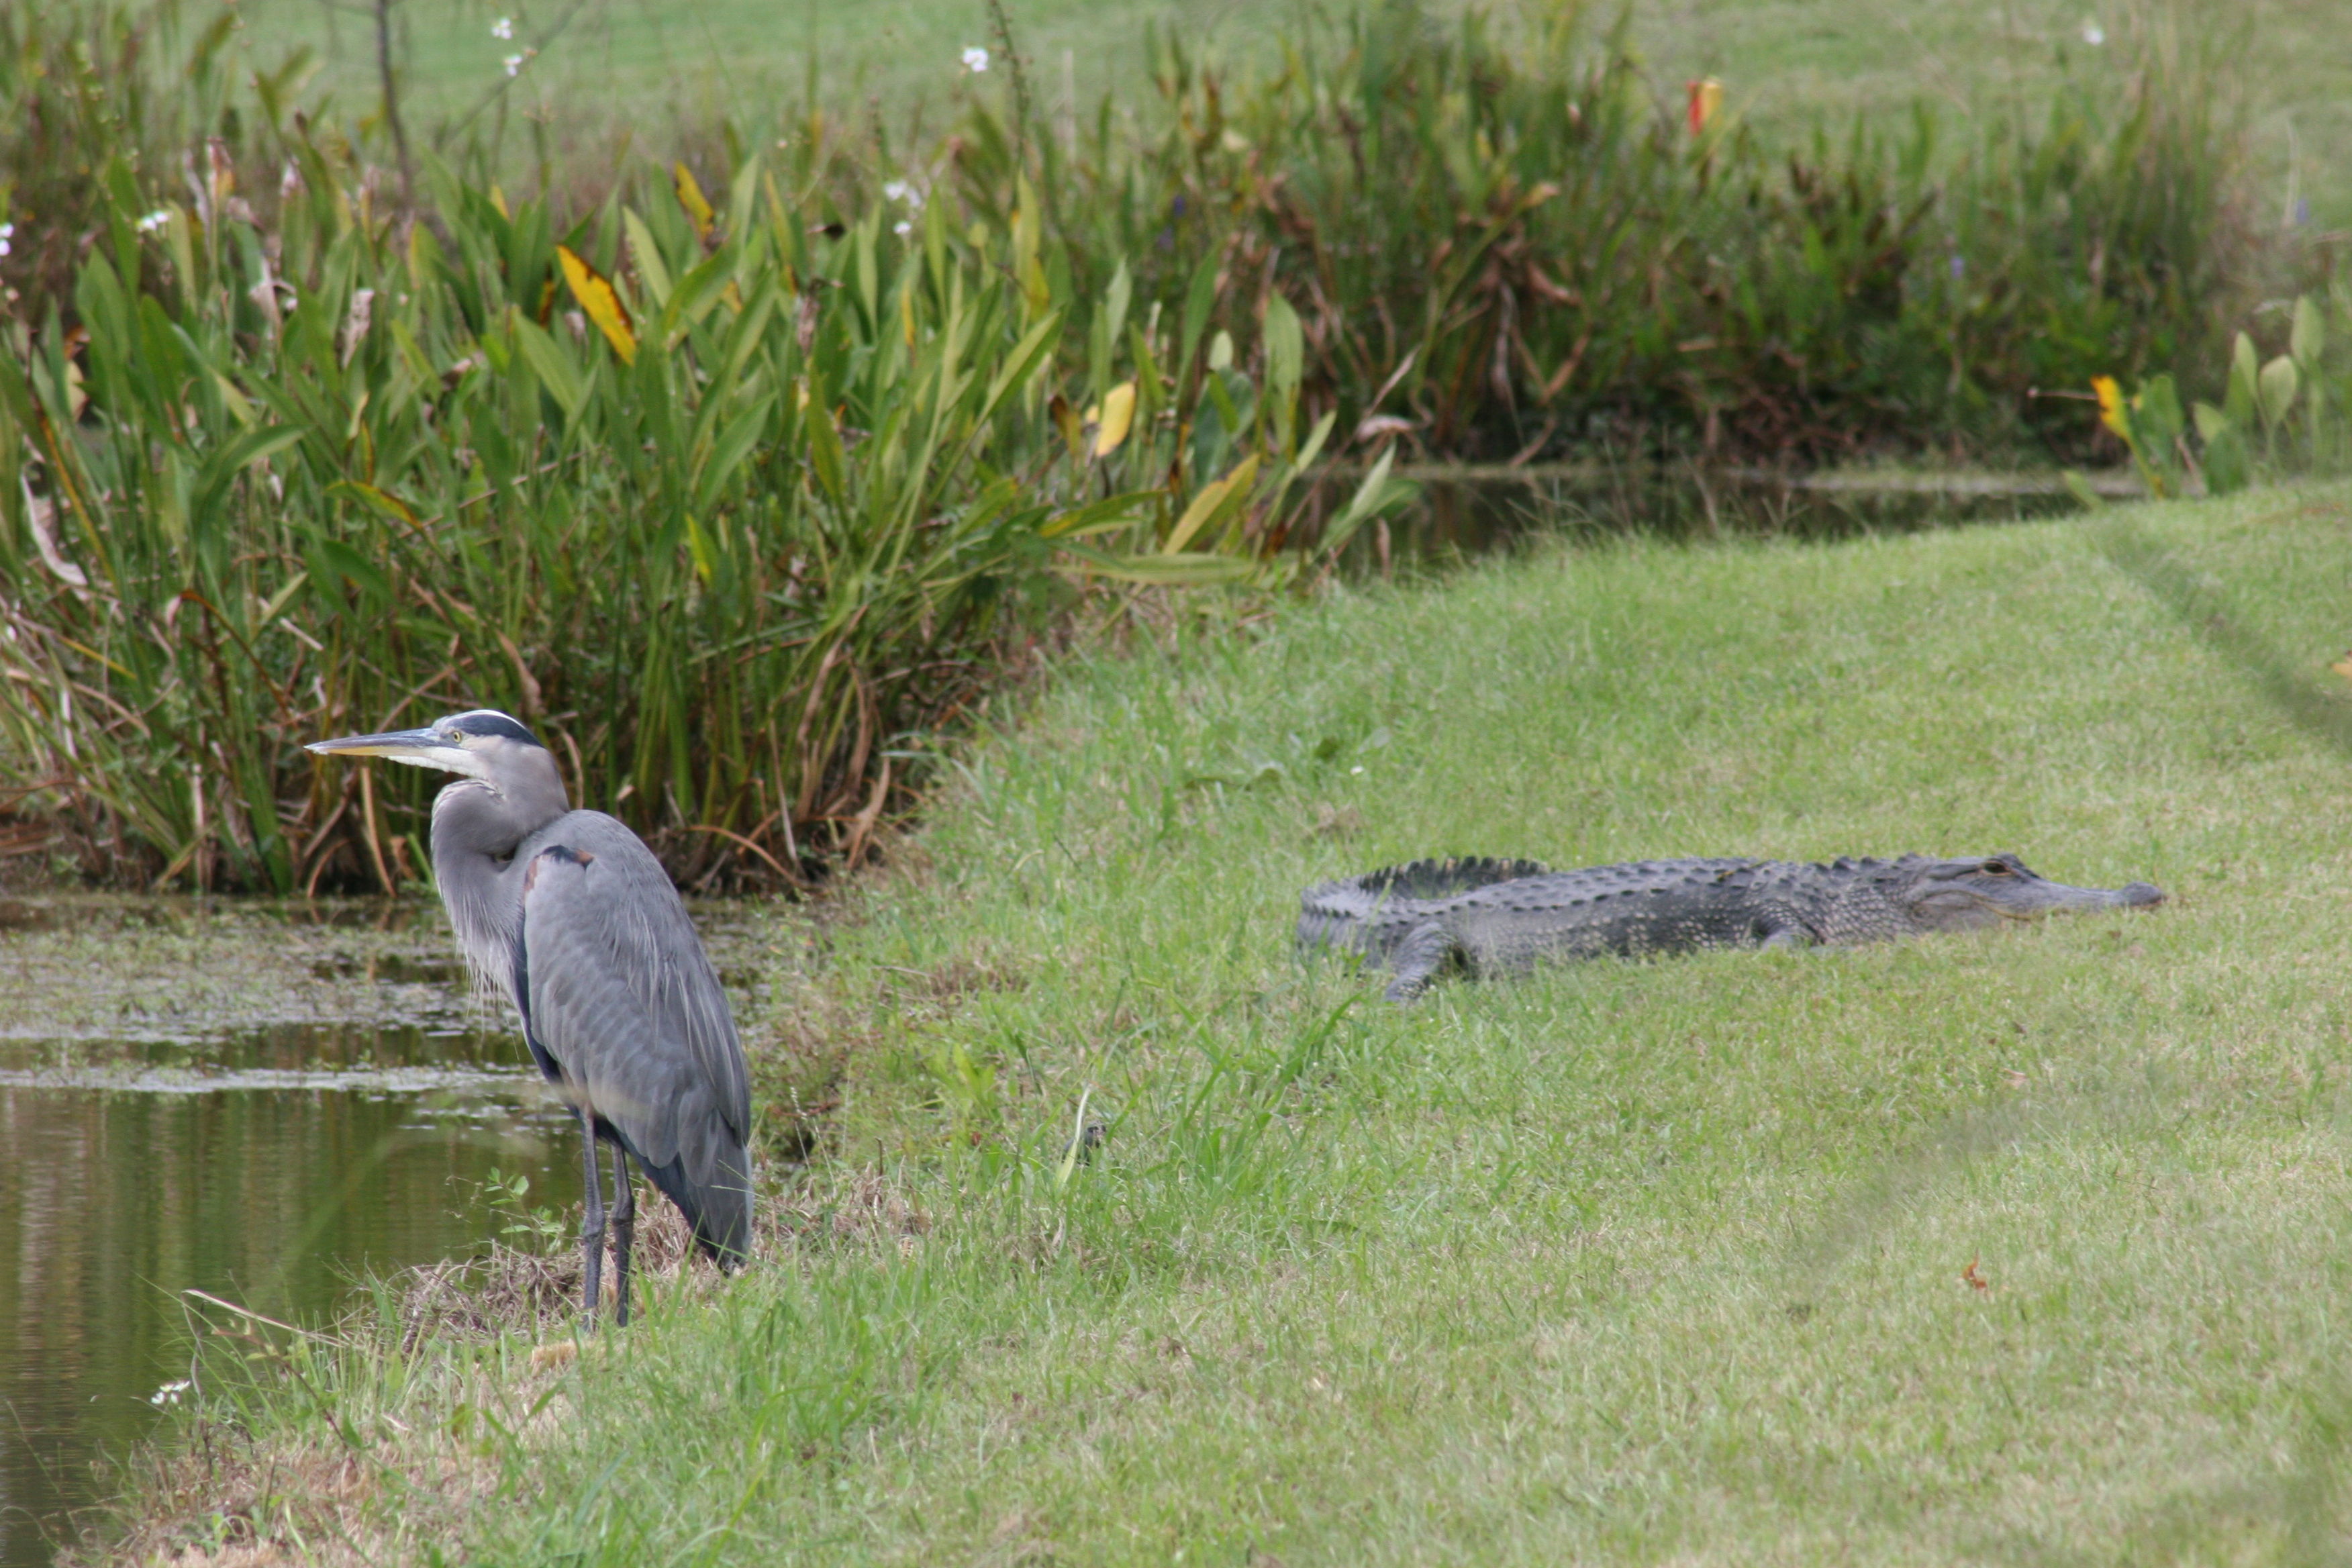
[3,0,2346,889]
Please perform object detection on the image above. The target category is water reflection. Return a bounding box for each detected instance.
[0,1054,573,1566]
[0,895,769,1568]
[1316,464,2096,569]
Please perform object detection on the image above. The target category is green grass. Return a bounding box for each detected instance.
[121,482,2352,1563]
[230,0,2352,224]
[1638,0,2352,228]
[226,0,1227,150]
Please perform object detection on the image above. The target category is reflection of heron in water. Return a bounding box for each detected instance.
[308,709,751,1326]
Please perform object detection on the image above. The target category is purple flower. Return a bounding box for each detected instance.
[1949,254,1965,281]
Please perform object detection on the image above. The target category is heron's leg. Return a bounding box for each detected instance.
[577,1108,606,1328]
[607,1142,636,1328]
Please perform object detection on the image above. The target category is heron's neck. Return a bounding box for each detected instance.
[431,777,563,1010]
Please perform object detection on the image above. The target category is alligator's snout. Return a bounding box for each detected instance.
[1912,857,2167,928]
[2012,876,2164,918]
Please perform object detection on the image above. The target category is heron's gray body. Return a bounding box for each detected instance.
[507,819,752,1260]
[1300,853,2164,1002]
[309,708,752,1325]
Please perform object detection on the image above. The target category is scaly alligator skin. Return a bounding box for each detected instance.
[1298,853,2164,1002]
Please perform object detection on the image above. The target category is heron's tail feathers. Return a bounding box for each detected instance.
[633,1142,754,1271]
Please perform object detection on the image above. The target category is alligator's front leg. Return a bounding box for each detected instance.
[1384,920,1461,1003]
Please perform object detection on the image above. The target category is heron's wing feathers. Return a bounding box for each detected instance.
[518,812,751,1187]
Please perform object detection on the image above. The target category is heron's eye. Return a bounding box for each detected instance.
[1980,861,2010,875]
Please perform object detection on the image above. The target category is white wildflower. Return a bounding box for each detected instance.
[149,1379,193,1407]
[893,219,913,236]
[0,221,13,258]
[137,209,172,234]
[503,51,526,75]
[883,179,911,203]
[491,15,513,38]
[2080,19,2104,43]
[961,46,989,72]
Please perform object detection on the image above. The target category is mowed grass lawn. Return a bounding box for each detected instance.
[233,0,2352,222]
[206,485,2352,1565]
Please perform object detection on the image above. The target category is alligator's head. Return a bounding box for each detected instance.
[1887,852,2164,932]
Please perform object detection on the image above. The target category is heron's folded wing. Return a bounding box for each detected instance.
[518,812,750,1185]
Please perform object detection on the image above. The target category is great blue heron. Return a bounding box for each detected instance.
[307,709,752,1325]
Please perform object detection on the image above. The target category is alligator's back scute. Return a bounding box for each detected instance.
[1356,856,1555,901]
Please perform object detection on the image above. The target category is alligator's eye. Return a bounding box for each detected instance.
[1980,860,2011,875]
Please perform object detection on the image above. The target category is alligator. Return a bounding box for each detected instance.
[1297,852,2164,1002]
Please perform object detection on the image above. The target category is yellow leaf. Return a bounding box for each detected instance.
[1093,382,1137,458]
[557,246,637,365]
[2092,375,2130,440]
[1164,453,1259,554]
[489,185,509,220]
[2333,652,2352,683]
[675,162,716,242]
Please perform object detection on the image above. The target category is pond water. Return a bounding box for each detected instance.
[0,895,770,1567]
[1320,463,2103,568]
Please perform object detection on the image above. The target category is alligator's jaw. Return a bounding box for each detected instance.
[1998,881,2165,919]
[1916,872,2165,929]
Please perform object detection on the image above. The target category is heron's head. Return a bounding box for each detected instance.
[306,709,556,797]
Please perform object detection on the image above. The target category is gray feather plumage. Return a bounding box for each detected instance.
[416,739,753,1266]
[518,818,752,1260]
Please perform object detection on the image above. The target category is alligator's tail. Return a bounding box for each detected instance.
[1297,856,1553,954]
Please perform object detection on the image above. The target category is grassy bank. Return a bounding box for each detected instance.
[101,481,2352,1563]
